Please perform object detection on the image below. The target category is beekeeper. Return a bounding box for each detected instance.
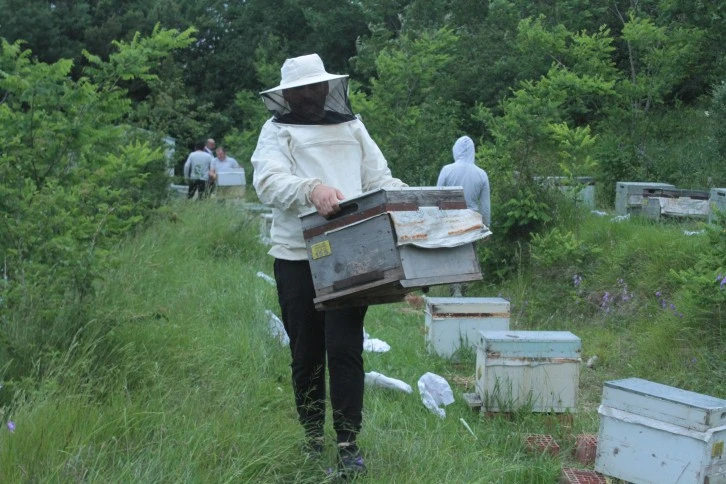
[251,53,407,478]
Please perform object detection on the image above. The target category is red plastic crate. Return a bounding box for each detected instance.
[574,434,598,465]
[559,467,607,484]
[524,434,560,456]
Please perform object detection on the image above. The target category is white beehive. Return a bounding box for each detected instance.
[216,169,246,186]
[595,377,726,484]
[475,330,581,413]
[614,181,676,215]
[710,188,726,223]
[424,297,510,357]
[214,169,246,200]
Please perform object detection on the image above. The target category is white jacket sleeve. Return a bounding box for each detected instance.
[252,120,322,211]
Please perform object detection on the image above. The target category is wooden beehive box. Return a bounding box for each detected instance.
[300,187,485,310]
[424,297,510,357]
[475,330,582,413]
[595,377,726,484]
[614,182,676,216]
[641,188,710,220]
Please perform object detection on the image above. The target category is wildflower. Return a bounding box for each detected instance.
[7,421,15,433]
[669,303,676,311]
[573,274,582,287]
[655,291,661,298]
[721,277,726,289]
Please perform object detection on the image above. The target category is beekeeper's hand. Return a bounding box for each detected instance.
[311,184,345,217]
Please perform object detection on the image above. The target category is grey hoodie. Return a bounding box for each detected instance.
[436,136,491,226]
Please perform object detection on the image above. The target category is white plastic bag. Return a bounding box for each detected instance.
[365,371,412,394]
[363,330,391,353]
[265,309,289,346]
[417,372,455,418]
[256,271,276,286]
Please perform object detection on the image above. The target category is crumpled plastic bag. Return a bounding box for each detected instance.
[363,330,391,353]
[417,372,455,418]
[256,271,276,286]
[365,371,412,394]
[265,309,289,346]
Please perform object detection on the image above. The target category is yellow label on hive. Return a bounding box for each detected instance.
[311,240,332,260]
[713,441,724,458]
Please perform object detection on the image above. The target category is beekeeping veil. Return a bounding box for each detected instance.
[260,53,356,124]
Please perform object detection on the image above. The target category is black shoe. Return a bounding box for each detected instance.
[336,444,366,479]
[303,436,324,459]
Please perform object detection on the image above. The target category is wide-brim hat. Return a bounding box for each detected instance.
[260,53,348,94]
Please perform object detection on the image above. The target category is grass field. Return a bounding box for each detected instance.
[1,196,724,483]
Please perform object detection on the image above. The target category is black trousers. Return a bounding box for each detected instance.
[273,258,366,445]
[187,179,208,199]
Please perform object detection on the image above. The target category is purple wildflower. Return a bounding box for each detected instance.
[655,291,661,298]
[669,303,676,311]
[7,421,15,433]
[721,277,726,289]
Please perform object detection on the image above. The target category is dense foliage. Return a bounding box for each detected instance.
[0,27,194,391]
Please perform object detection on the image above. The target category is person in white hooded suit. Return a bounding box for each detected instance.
[436,136,490,296]
[436,135,491,226]
[251,53,406,478]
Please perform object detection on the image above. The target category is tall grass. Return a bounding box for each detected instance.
[1,198,724,483]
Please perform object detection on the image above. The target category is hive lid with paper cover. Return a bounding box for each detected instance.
[299,187,491,309]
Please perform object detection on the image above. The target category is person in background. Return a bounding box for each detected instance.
[204,138,216,156]
[183,141,213,200]
[251,53,407,479]
[209,146,240,186]
[436,135,491,296]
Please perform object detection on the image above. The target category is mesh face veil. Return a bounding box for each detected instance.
[259,54,355,125]
[261,78,355,124]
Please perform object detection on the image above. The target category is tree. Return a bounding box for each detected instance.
[0,25,195,384]
[353,27,462,185]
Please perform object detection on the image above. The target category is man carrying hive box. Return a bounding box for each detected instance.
[251,53,491,479]
[251,53,408,479]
